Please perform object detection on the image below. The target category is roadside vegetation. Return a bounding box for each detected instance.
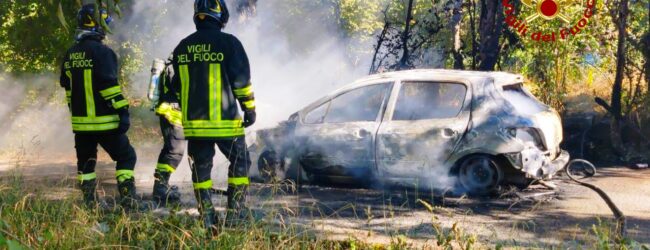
[1,173,647,249]
[0,176,403,249]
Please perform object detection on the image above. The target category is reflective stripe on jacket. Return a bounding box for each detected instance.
[60,36,128,134]
[155,61,183,127]
[171,22,255,139]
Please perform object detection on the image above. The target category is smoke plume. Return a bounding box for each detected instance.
[117,0,369,129]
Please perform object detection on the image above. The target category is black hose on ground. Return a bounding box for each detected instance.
[564,159,627,239]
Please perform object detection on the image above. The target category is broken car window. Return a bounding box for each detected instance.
[324,83,391,123]
[501,83,547,114]
[304,101,330,124]
[393,82,466,120]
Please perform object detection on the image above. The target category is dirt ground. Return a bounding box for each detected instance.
[1,149,649,248]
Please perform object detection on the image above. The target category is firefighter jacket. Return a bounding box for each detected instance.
[170,21,255,139]
[60,35,129,134]
[155,60,182,127]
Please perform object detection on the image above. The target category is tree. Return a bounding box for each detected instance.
[477,0,505,71]
[449,0,464,70]
[611,0,630,121]
[369,1,445,73]
[397,0,415,70]
[0,1,78,72]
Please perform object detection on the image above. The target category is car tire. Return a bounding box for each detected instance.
[257,148,311,186]
[457,155,504,195]
[257,149,281,183]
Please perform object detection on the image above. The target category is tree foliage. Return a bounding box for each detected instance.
[1,0,648,112]
[0,1,77,72]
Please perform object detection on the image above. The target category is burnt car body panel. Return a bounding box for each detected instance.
[252,70,569,189]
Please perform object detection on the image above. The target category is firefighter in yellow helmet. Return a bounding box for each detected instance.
[170,0,257,231]
[60,4,146,210]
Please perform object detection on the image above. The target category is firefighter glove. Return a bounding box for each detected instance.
[243,110,256,128]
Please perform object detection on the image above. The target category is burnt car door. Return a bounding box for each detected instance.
[294,82,393,181]
[376,81,471,186]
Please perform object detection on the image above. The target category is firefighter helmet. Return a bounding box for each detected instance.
[194,0,230,27]
[77,4,113,34]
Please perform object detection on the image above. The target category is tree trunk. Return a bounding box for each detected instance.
[644,3,650,90]
[477,0,505,71]
[469,0,477,70]
[641,32,650,89]
[610,0,629,155]
[370,16,390,74]
[398,0,415,70]
[450,0,464,69]
[611,0,629,121]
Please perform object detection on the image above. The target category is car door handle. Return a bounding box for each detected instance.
[442,128,458,138]
[353,129,371,139]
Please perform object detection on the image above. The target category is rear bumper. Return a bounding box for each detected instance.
[541,150,569,179]
[505,148,569,180]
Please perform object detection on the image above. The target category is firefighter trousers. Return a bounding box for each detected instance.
[75,133,137,183]
[187,137,251,192]
[155,116,186,173]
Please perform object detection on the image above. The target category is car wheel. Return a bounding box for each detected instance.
[257,149,282,183]
[457,155,503,195]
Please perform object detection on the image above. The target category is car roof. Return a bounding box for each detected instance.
[348,69,524,89]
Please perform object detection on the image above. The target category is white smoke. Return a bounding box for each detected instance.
[108,0,373,186]
[117,0,370,129]
[1,1,462,193]
[0,74,74,161]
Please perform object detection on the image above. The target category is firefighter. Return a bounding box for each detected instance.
[151,56,184,206]
[60,4,143,210]
[170,0,257,230]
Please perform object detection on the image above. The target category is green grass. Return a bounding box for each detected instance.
[0,175,648,250]
[0,177,410,249]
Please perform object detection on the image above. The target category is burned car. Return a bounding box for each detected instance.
[251,69,569,193]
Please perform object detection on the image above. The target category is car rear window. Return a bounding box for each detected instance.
[393,82,466,120]
[501,83,547,114]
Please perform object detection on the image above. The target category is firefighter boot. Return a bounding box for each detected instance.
[152,171,181,206]
[195,189,219,236]
[117,178,153,211]
[80,179,99,207]
[225,185,261,227]
[80,179,111,211]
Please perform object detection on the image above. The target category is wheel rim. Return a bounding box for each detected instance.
[459,156,502,192]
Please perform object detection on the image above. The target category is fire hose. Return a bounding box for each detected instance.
[564,159,627,238]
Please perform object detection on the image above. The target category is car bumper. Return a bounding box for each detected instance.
[540,150,569,179]
[506,148,570,180]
